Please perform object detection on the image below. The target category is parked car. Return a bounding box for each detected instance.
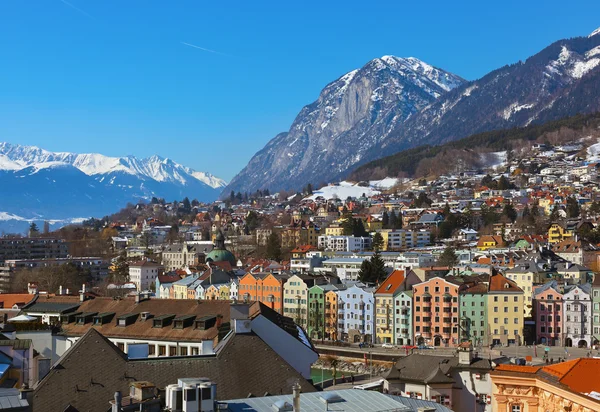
[418,344,434,350]
[382,343,394,349]
[401,345,418,350]
[359,342,374,349]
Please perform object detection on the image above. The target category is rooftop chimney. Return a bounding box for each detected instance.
[111,391,122,412]
[292,382,301,412]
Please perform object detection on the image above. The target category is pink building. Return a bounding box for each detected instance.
[412,277,460,347]
[533,281,563,346]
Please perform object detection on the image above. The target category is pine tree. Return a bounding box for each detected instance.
[382,211,389,228]
[266,233,282,261]
[372,232,384,251]
[358,250,387,284]
[438,246,459,268]
[29,222,39,237]
[389,211,397,229]
[566,196,580,218]
[502,203,518,223]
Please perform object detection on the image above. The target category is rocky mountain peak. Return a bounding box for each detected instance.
[223,56,465,194]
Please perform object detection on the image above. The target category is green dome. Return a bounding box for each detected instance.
[206,247,236,266]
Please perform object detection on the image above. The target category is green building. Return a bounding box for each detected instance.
[459,282,488,346]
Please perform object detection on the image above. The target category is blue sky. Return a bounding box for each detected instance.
[0,1,599,181]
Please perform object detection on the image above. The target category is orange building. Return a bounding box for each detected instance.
[239,272,287,313]
[204,285,219,300]
[491,358,600,411]
[412,277,460,347]
[324,290,339,340]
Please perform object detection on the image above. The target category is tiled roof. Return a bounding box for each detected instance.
[0,294,36,309]
[375,270,405,295]
[493,359,600,397]
[488,272,522,293]
[59,297,230,343]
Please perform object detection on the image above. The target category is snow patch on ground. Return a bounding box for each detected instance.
[462,85,477,97]
[480,151,507,169]
[589,27,600,38]
[586,140,600,162]
[369,177,400,189]
[305,181,381,200]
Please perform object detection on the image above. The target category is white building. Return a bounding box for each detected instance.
[563,284,593,348]
[318,236,371,252]
[129,260,162,291]
[338,283,375,343]
[318,257,367,283]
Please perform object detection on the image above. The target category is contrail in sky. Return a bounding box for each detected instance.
[59,0,94,18]
[181,42,234,57]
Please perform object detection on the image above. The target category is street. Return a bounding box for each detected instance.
[316,343,600,365]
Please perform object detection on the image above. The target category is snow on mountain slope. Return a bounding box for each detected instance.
[0,143,227,230]
[0,142,226,188]
[224,55,465,194]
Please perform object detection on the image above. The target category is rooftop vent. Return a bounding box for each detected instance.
[140,311,152,321]
[271,400,293,412]
[319,393,344,405]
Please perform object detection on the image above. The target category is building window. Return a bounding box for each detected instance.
[511,405,521,412]
[158,345,166,356]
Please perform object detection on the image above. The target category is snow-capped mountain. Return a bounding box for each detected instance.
[226,28,600,195]
[223,56,465,194]
[0,143,226,230]
[368,27,600,161]
[0,143,226,188]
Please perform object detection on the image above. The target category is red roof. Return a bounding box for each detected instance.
[489,272,522,293]
[375,270,405,295]
[0,294,36,309]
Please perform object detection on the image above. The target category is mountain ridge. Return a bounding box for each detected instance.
[0,143,226,231]
[223,55,465,195]
[225,29,600,195]
[0,142,226,188]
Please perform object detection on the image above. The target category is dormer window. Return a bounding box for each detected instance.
[153,314,176,328]
[117,313,138,327]
[93,312,115,325]
[75,312,98,325]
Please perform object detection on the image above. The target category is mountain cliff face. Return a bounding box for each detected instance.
[372,30,600,157]
[227,29,600,194]
[223,56,465,194]
[0,143,226,229]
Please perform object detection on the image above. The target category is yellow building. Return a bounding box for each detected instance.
[477,235,506,251]
[325,222,345,236]
[218,284,230,300]
[548,222,576,244]
[374,270,405,344]
[363,216,383,232]
[487,272,524,346]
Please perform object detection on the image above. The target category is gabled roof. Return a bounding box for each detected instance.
[375,270,405,295]
[33,328,316,412]
[0,294,36,309]
[493,359,600,401]
[489,272,522,293]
